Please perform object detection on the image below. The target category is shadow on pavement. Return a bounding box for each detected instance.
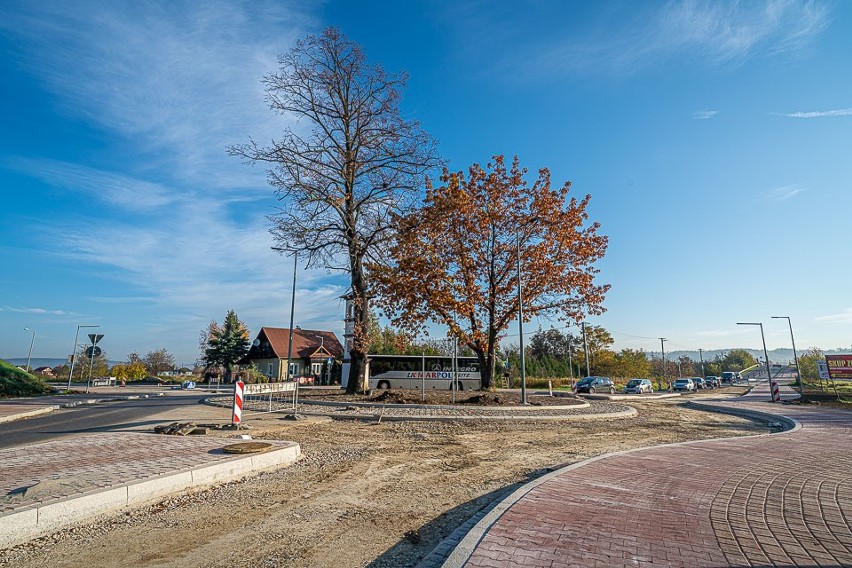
[365,467,556,568]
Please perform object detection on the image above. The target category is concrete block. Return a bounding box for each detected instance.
[191,458,254,486]
[37,486,128,529]
[126,471,194,505]
[251,444,301,471]
[0,507,39,549]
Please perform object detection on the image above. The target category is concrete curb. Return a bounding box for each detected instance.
[295,406,638,423]
[204,396,592,412]
[0,441,301,549]
[430,400,801,568]
[581,392,682,401]
[203,396,635,422]
[0,406,61,425]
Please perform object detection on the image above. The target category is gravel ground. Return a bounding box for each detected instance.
[0,390,767,568]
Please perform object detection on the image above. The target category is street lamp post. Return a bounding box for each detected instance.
[516,233,528,405]
[659,337,668,391]
[582,322,591,377]
[737,322,772,401]
[23,328,36,372]
[698,348,705,377]
[772,316,802,394]
[66,324,99,390]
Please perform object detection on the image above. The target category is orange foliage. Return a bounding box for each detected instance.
[370,155,609,388]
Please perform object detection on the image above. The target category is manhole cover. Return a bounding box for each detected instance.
[222,441,273,454]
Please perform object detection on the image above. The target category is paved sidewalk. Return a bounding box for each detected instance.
[438,383,852,567]
[0,432,300,549]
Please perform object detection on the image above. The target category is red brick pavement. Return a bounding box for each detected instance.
[0,433,289,514]
[459,398,852,567]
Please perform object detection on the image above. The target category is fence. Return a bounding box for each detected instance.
[235,381,298,420]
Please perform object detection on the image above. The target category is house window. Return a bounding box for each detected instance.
[267,363,273,377]
[289,362,300,377]
[311,362,322,376]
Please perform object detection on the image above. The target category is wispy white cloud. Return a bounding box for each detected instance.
[815,308,852,324]
[5,158,174,210]
[0,1,315,189]
[778,108,852,118]
[2,306,77,316]
[484,1,830,78]
[766,183,806,201]
[0,2,358,360]
[693,109,719,120]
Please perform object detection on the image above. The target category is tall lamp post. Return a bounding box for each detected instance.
[659,337,668,391]
[737,322,772,401]
[66,324,99,390]
[517,232,528,405]
[582,322,591,377]
[286,253,297,383]
[23,328,36,372]
[515,217,542,405]
[698,348,705,378]
[772,316,802,394]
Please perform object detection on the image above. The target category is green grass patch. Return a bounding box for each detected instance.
[798,379,852,410]
[0,359,52,397]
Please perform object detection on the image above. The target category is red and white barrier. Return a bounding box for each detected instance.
[232,380,245,425]
[771,380,781,403]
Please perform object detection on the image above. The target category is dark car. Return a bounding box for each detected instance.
[575,376,615,394]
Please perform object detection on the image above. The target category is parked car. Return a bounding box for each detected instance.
[705,376,721,388]
[721,371,741,384]
[624,378,653,394]
[575,376,615,394]
[673,378,695,392]
[692,377,706,389]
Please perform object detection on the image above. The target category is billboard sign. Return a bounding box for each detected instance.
[825,355,852,380]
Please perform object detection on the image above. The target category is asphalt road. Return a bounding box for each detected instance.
[0,393,210,450]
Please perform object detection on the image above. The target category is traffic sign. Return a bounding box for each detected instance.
[86,346,102,358]
[88,333,104,345]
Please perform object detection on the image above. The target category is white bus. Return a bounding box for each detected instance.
[367,354,482,391]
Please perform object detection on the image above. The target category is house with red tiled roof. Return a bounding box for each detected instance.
[239,327,343,383]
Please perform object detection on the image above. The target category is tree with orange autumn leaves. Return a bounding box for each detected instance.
[370,156,609,389]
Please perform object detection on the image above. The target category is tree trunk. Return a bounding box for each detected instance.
[346,256,369,394]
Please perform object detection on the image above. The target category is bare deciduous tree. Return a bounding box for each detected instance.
[230,27,440,392]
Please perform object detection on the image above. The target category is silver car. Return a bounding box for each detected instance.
[624,378,653,394]
[673,378,694,392]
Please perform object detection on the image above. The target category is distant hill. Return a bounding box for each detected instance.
[1,357,123,369]
[657,348,850,364]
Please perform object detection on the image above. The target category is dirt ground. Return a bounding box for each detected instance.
[0,389,769,568]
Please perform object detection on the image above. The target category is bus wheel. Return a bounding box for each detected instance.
[377,381,390,390]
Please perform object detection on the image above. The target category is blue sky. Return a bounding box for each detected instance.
[1,0,850,365]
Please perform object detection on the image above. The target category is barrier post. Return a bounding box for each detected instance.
[771,380,781,403]
[232,380,244,426]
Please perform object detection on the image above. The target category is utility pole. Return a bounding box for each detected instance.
[23,328,36,373]
[772,316,802,394]
[698,348,705,377]
[659,337,668,391]
[582,322,591,377]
